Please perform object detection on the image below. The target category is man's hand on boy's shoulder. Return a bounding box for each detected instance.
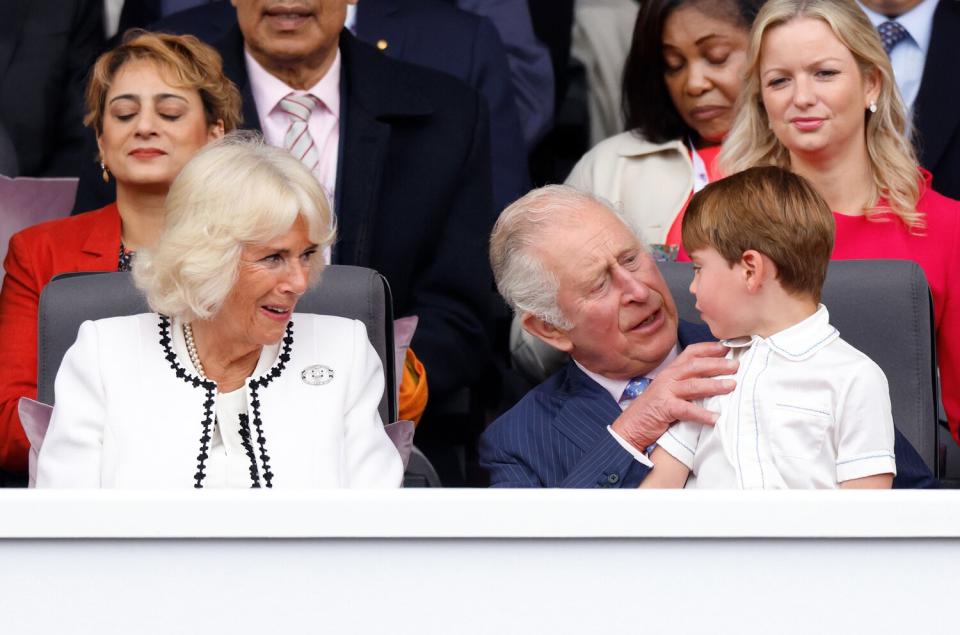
[611,342,738,452]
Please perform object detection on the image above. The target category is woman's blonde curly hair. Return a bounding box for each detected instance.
[719,0,922,229]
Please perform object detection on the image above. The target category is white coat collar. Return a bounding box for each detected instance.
[613,132,687,159]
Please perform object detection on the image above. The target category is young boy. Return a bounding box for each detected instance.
[642,166,896,489]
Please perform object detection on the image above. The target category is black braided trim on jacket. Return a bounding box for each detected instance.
[244,321,294,489]
[158,315,217,488]
[238,413,261,488]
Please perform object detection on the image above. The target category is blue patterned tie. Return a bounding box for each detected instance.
[877,20,909,55]
[619,377,652,407]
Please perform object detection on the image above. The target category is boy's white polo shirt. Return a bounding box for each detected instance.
[657,305,897,489]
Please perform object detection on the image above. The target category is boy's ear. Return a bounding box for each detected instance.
[521,312,574,353]
[739,249,769,293]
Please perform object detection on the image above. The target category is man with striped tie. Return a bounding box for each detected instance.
[219,0,497,429]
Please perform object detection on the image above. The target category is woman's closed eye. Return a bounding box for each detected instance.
[704,48,731,66]
[110,107,139,122]
[663,52,685,75]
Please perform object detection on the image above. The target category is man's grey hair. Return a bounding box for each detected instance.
[489,184,647,329]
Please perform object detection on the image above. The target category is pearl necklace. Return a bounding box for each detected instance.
[182,322,207,378]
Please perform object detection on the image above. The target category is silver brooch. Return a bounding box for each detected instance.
[301,364,334,386]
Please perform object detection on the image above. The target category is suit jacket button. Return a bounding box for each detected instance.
[607,473,620,484]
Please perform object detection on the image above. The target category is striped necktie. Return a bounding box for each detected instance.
[279,92,321,172]
[877,20,909,55]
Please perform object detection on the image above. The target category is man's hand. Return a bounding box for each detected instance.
[611,342,737,452]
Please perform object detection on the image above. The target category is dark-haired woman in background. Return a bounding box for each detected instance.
[566,0,765,256]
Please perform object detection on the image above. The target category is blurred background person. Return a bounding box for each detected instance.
[566,0,764,257]
[856,0,960,199]
[720,0,960,446]
[0,0,105,177]
[83,0,530,217]
[0,31,239,479]
[37,135,402,488]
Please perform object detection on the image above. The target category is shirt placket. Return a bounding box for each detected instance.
[732,342,772,489]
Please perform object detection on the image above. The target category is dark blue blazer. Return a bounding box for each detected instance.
[914,0,960,200]
[356,0,528,213]
[481,321,937,488]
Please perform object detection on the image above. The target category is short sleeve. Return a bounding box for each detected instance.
[657,420,703,470]
[835,360,897,482]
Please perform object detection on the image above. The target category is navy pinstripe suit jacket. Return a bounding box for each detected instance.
[480,321,712,488]
[481,321,937,488]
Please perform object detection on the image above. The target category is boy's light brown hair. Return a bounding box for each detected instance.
[682,166,835,302]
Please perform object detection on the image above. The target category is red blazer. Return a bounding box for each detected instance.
[0,204,120,470]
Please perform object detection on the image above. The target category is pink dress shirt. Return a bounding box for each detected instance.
[244,49,342,205]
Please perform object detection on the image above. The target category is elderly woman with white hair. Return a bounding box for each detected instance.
[36,135,403,488]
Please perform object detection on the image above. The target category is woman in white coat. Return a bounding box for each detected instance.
[36,134,403,488]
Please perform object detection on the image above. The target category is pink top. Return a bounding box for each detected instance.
[832,174,960,445]
[672,144,722,259]
[245,48,341,202]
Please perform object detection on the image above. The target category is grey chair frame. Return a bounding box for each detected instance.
[659,259,941,476]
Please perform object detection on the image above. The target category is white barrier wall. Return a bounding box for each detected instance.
[1,490,957,634]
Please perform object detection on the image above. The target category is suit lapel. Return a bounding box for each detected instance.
[333,32,432,266]
[78,204,123,271]
[550,363,623,453]
[914,0,960,170]
[216,26,262,133]
[333,34,390,266]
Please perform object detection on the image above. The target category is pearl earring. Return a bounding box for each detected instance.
[868,101,878,114]
[101,162,110,183]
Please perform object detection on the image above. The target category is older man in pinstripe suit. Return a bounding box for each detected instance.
[481,185,736,488]
[481,185,939,489]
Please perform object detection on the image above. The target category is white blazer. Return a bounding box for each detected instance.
[36,313,403,489]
